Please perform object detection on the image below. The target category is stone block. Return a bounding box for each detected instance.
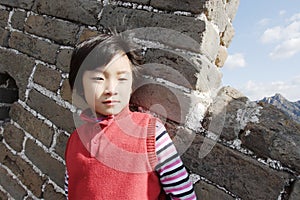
[195,56,222,92]
[0,166,27,199]
[25,139,65,188]
[0,142,44,197]
[143,49,197,89]
[150,0,206,14]
[56,48,73,72]
[202,86,248,141]
[130,80,192,124]
[25,15,80,46]
[241,102,300,173]
[0,0,34,10]
[60,79,72,103]
[10,102,54,147]
[0,189,7,199]
[0,9,9,28]
[221,22,235,48]
[182,133,291,200]
[0,27,10,47]
[9,31,59,64]
[33,0,102,26]
[225,0,240,22]
[43,183,65,200]
[200,21,220,61]
[215,45,228,67]
[11,9,27,30]
[2,123,24,152]
[289,179,300,200]
[100,6,206,53]
[203,0,228,32]
[119,0,150,4]
[194,180,235,200]
[0,48,35,100]
[27,89,75,133]
[33,64,61,92]
[78,27,100,43]
[54,131,68,159]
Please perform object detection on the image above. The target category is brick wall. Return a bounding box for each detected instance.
[0,0,299,200]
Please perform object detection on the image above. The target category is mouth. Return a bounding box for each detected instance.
[102,100,120,105]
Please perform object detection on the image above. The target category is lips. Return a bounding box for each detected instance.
[102,100,120,105]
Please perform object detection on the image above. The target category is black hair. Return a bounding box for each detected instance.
[69,33,143,95]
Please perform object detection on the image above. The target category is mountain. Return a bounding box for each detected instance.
[260,93,300,124]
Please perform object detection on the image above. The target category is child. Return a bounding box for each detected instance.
[65,33,197,200]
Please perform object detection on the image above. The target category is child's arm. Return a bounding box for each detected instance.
[64,169,69,199]
[155,121,197,200]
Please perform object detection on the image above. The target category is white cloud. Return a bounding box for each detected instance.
[289,13,300,21]
[279,10,286,16]
[257,18,271,27]
[260,26,282,43]
[223,53,246,69]
[238,76,300,101]
[270,37,300,59]
[260,12,300,59]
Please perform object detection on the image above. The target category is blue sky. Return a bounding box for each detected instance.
[221,0,300,102]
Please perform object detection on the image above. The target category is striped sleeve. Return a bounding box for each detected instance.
[155,121,197,200]
[65,169,69,199]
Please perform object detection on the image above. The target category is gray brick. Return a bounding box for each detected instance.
[0,0,34,10]
[60,79,72,104]
[0,48,35,100]
[150,0,206,14]
[0,189,8,200]
[2,123,24,152]
[10,102,54,147]
[100,6,205,53]
[143,49,197,89]
[27,89,75,133]
[56,48,73,72]
[182,134,291,200]
[130,80,192,124]
[0,9,9,28]
[25,139,65,188]
[0,163,27,199]
[33,64,61,92]
[194,180,235,200]
[33,0,102,26]
[0,142,44,197]
[43,183,65,200]
[25,15,80,46]
[0,26,10,47]
[119,0,150,4]
[9,31,59,64]
[240,102,300,173]
[11,9,27,30]
[54,132,69,159]
[290,180,300,200]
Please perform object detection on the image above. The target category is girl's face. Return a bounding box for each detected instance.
[82,53,133,116]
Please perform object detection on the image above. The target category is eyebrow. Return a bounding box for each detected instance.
[93,68,130,75]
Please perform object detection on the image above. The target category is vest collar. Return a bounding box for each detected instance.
[80,105,131,124]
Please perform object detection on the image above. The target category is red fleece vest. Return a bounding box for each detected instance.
[65,107,165,200]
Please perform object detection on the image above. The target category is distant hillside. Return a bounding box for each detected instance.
[260,93,300,124]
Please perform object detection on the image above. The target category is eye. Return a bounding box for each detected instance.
[91,77,104,81]
[118,77,128,81]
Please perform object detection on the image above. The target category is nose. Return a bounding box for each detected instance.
[104,80,118,95]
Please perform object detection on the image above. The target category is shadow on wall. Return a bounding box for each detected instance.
[0,73,19,124]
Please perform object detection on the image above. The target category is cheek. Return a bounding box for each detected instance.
[83,82,103,100]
